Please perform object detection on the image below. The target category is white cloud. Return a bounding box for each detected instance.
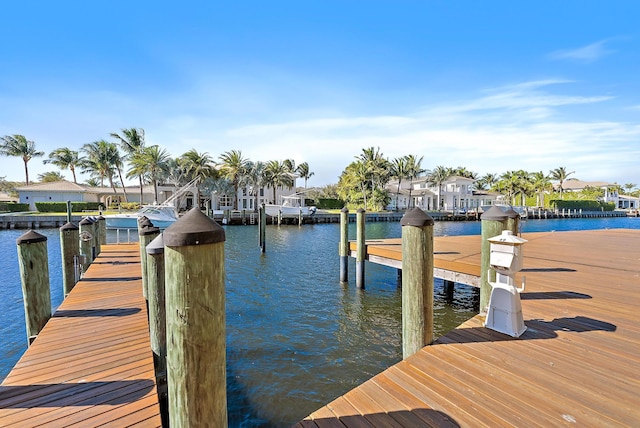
[549,40,615,63]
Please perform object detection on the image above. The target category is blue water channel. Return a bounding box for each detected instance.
[1,216,638,426]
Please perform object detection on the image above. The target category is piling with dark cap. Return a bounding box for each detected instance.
[401,208,435,358]
[146,233,168,426]
[139,224,160,301]
[339,207,349,283]
[16,230,51,345]
[356,208,366,289]
[503,207,520,235]
[259,203,266,253]
[78,217,94,272]
[164,208,227,427]
[96,215,106,253]
[60,222,79,296]
[480,206,508,314]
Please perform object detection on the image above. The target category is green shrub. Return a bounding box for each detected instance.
[34,202,105,212]
[0,202,30,212]
[316,198,345,209]
[550,200,615,211]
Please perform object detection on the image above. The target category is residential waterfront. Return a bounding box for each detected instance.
[1,217,639,426]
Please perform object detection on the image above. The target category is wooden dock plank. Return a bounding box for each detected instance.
[0,244,161,428]
[308,229,640,427]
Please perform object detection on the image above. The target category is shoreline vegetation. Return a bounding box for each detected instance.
[1,131,638,213]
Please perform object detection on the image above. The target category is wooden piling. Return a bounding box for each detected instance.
[480,206,508,314]
[164,208,227,428]
[401,208,435,359]
[16,230,51,345]
[504,207,520,235]
[443,280,455,302]
[139,225,160,301]
[78,218,94,272]
[356,208,366,289]
[96,215,106,253]
[339,207,349,283]
[146,233,168,426]
[59,222,79,296]
[66,200,72,223]
[260,203,266,253]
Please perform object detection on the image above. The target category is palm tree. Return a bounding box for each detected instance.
[295,162,314,189]
[427,165,452,210]
[111,128,145,203]
[129,145,171,203]
[549,166,575,199]
[38,171,65,182]
[43,148,81,183]
[0,134,44,185]
[474,173,499,191]
[624,183,637,194]
[264,160,295,203]
[177,149,217,208]
[241,161,266,211]
[218,150,250,210]
[531,171,552,207]
[80,140,121,195]
[405,154,426,208]
[389,156,407,210]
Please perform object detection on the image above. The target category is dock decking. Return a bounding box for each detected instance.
[0,244,162,427]
[302,229,640,427]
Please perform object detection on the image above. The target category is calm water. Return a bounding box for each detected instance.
[1,216,638,426]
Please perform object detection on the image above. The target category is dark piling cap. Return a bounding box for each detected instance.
[79,218,93,226]
[400,207,434,227]
[97,215,105,221]
[503,207,519,219]
[140,225,160,236]
[16,230,47,245]
[164,208,226,247]
[60,222,79,231]
[357,208,365,214]
[481,205,508,221]
[138,215,149,223]
[146,233,164,255]
[139,218,153,228]
[341,207,349,213]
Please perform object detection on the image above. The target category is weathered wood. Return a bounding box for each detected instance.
[339,207,349,283]
[356,208,366,289]
[146,233,168,427]
[59,222,79,296]
[164,208,227,427]
[504,206,520,235]
[78,217,94,271]
[260,203,266,253]
[16,230,51,345]
[96,215,106,255]
[139,225,160,301]
[480,206,507,314]
[401,208,435,358]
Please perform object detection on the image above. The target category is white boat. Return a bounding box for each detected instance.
[105,204,179,229]
[104,178,198,229]
[265,194,316,219]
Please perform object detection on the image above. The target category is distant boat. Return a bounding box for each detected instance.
[104,178,198,229]
[265,193,316,219]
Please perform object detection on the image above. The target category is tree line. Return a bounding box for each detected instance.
[334,147,638,210]
[0,131,314,210]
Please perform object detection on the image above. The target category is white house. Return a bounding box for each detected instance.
[16,181,166,210]
[386,175,498,211]
[555,179,631,208]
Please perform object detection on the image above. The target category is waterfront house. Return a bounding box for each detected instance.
[386,175,499,211]
[554,179,633,208]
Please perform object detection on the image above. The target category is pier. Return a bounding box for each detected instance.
[2,229,639,426]
[0,244,161,427]
[300,228,640,426]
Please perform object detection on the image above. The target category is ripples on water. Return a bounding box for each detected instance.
[1,217,638,427]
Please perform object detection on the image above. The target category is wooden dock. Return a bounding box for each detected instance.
[350,235,483,287]
[301,229,640,427]
[0,244,162,427]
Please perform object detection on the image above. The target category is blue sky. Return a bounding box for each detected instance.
[1,1,639,187]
